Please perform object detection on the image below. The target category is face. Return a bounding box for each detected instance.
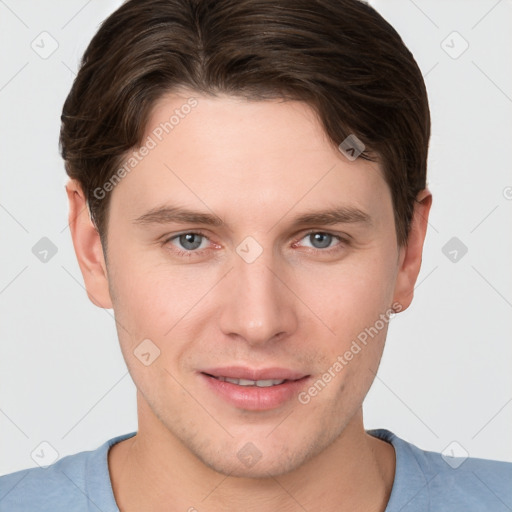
[83,93,413,478]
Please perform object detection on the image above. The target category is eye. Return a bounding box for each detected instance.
[294,231,346,253]
[164,231,213,257]
[162,230,348,259]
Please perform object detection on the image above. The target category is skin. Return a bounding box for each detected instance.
[66,92,431,512]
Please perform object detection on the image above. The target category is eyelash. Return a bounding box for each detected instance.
[162,230,348,258]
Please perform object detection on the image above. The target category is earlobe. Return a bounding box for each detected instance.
[392,189,432,311]
[65,179,113,309]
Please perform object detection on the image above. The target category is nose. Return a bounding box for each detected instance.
[217,249,299,347]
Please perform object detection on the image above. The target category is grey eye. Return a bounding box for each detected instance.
[307,232,334,249]
[177,233,204,250]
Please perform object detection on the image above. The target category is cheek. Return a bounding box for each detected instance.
[108,235,398,365]
[109,250,201,331]
[296,251,398,344]
[108,257,221,371]
[109,269,190,396]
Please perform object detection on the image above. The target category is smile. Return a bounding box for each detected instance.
[207,375,287,387]
[200,371,311,410]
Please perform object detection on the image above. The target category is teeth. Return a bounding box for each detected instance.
[255,379,286,387]
[216,377,286,387]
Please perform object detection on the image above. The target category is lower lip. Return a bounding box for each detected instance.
[200,373,311,411]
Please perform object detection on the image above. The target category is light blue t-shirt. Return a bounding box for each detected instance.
[1,428,511,511]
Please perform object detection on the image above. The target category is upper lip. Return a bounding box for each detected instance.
[200,366,309,381]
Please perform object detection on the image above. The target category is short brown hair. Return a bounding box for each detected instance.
[60,0,430,250]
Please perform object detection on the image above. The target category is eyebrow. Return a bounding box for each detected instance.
[132,205,372,229]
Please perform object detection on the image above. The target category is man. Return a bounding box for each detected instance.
[1,0,510,510]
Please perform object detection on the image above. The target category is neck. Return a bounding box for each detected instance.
[109,394,395,512]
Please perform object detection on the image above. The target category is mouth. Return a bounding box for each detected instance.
[198,367,311,410]
[202,373,296,388]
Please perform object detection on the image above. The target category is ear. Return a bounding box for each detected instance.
[392,189,432,312]
[65,179,113,309]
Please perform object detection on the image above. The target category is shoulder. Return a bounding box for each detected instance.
[411,440,512,507]
[0,450,91,512]
[368,428,512,512]
[0,432,136,512]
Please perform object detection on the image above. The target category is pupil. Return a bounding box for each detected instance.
[312,233,331,249]
[181,233,202,250]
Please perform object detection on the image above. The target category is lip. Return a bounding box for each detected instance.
[198,366,311,411]
[200,366,308,381]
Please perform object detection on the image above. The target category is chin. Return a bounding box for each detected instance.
[191,433,325,480]
[202,454,300,479]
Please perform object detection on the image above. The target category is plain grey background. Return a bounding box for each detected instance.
[1,0,511,475]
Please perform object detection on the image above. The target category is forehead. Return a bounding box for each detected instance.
[109,92,392,231]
